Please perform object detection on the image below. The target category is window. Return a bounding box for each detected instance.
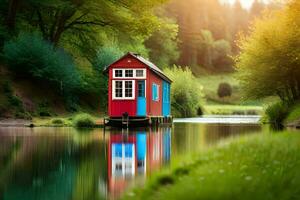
[115,81,123,98]
[125,69,133,77]
[113,69,146,79]
[113,80,135,100]
[152,83,159,101]
[136,69,144,77]
[115,70,123,77]
[138,81,145,97]
[125,81,133,98]
[116,163,122,171]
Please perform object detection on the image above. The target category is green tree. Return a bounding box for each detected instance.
[236,0,300,102]
[212,39,233,71]
[3,32,81,99]
[145,19,179,68]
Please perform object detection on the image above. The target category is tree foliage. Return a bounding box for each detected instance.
[236,0,300,102]
[145,18,179,68]
[3,32,81,95]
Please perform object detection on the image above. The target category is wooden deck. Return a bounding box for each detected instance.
[104,116,173,128]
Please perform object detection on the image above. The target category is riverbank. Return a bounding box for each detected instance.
[122,132,300,200]
[0,115,105,128]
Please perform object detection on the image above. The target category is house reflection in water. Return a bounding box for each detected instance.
[107,127,171,199]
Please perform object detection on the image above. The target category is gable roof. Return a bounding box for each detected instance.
[104,52,172,83]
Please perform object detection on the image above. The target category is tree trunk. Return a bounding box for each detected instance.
[6,0,20,31]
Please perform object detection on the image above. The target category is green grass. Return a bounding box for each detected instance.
[123,132,300,200]
[285,102,300,123]
[32,113,103,127]
[198,73,241,105]
[204,105,263,115]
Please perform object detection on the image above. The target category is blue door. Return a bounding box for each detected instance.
[137,80,146,116]
[162,81,171,116]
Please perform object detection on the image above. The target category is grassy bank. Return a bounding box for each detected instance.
[198,73,241,105]
[31,114,104,128]
[123,132,300,200]
[204,105,263,115]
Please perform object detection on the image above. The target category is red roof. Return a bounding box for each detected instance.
[104,52,172,83]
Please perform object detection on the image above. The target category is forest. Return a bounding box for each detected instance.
[0,0,279,119]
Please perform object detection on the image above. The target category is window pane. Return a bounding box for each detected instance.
[115,70,123,77]
[115,81,123,98]
[125,70,133,77]
[136,70,144,77]
[138,81,145,97]
[125,81,133,97]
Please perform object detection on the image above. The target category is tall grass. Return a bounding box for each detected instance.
[123,132,300,200]
[265,102,289,128]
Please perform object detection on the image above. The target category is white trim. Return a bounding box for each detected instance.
[113,68,146,79]
[112,80,135,100]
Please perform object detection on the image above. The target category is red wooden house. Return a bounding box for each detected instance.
[104,52,172,127]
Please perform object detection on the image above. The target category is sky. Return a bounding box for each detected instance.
[221,0,270,9]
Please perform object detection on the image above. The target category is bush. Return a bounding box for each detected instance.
[73,113,95,128]
[3,32,81,99]
[197,106,203,116]
[265,102,289,128]
[164,66,204,117]
[217,82,232,98]
[36,101,52,117]
[52,118,64,125]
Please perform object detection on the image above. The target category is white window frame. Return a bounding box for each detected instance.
[112,80,135,100]
[113,69,146,79]
[114,69,123,78]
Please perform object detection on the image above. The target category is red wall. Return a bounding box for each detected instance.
[108,54,163,117]
[147,69,162,116]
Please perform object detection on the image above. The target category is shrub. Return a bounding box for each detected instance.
[217,82,232,98]
[35,101,52,117]
[3,32,81,99]
[52,118,64,125]
[164,66,204,117]
[197,106,203,116]
[3,81,12,94]
[265,102,289,128]
[8,95,22,108]
[73,113,95,128]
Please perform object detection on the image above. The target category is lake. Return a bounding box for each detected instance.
[0,117,264,200]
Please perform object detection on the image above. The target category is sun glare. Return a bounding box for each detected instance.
[221,0,270,9]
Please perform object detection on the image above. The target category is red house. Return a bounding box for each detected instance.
[104,52,172,126]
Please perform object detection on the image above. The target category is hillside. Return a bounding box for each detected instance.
[0,65,102,119]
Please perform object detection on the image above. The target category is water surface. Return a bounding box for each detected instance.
[0,120,264,200]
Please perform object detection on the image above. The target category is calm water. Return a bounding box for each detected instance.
[0,120,264,200]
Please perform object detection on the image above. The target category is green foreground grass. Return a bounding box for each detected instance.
[123,132,300,200]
